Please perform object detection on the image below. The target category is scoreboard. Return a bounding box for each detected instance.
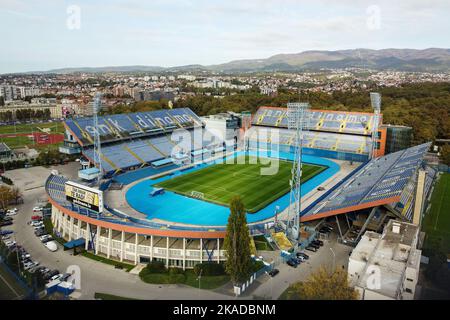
[64,181,104,213]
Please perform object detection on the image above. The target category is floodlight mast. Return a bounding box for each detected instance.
[287,102,310,242]
[93,93,103,185]
[370,92,381,160]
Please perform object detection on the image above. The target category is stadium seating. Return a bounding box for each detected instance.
[65,108,203,146]
[301,143,431,220]
[81,127,223,175]
[246,126,371,156]
[252,106,378,135]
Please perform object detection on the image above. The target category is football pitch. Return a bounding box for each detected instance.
[156,155,326,213]
[423,173,450,252]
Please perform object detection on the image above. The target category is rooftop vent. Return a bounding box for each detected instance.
[392,222,401,234]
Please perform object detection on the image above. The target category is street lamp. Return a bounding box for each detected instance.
[196,268,202,298]
[329,247,336,272]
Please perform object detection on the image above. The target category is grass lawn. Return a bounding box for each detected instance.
[0,121,64,135]
[423,173,450,252]
[254,235,274,251]
[156,155,326,213]
[80,251,135,272]
[139,268,230,290]
[0,263,28,300]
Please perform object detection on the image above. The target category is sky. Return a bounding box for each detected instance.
[0,0,449,73]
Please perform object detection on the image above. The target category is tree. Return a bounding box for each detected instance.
[223,196,252,284]
[284,267,358,300]
[0,185,16,210]
[440,145,450,166]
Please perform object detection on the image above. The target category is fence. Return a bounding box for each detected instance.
[233,260,272,296]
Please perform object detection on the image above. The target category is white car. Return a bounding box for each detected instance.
[32,207,43,213]
[5,211,17,216]
[33,224,44,230]
[4,240,16,248]
[50,274,63,281]
[23,262,36,271]
[39,235,51,242]
[45,241,58,252]
[30,221,43,227]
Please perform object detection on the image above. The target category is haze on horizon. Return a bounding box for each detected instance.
[0,0,449,74]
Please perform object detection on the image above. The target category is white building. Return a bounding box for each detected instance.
[348,220,421,300]
[201,112,242,147]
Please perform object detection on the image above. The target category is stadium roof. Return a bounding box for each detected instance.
[252,106,381,136]
[301,142,431,222]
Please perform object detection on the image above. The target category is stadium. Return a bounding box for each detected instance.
[45,98,434,269]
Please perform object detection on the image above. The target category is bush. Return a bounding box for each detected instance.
[250,260,265,273]
[145,261,166,273]
[193,262,225,276]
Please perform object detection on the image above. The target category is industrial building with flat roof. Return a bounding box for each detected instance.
[348,219,421,300]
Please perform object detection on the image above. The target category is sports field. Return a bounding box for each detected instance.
[156,155,326,213]
[0,121,64,150]
[423,173,450,252]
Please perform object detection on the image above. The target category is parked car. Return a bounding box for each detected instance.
[296,252,309,260]
[33,224,44,230]
[5,211,17,217]
[319,227,331,234]
[268,269,279,277]
[287,258,299,268]
[309,242,320,250]
[305,246,317,252]
[0,220,13,227]
[4,240,16,248]
[43,269,60,280]
[30,221,43,227]
[32,207,43,213]
[50,274,63,281]
[45,241,58,252]
[40,235,52,243]
[60,273,72,282]
[0,230,14,236]
[287,259,298,268]
[23,262,37,271]
[21,253,31,260]
[35,229,46,237]
[312,239,324,247]
[31,215,42,221]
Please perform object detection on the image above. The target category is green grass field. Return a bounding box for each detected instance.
[0,121,64,150]
[423,173,450,252]
[0,263,28,300]
[156,155,326,213]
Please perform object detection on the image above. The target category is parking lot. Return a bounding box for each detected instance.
[248,225,352,300]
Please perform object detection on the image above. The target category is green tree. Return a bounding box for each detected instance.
[284,267,358,300]
[440,145,450,166]
[223,196,252,284]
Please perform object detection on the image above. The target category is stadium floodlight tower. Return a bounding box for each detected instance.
[93,93,103,185]
[370,92,381,159]
[286,102,311,242]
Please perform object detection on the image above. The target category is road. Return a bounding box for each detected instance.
[7,164,352,300]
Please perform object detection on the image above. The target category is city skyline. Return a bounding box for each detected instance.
[1,0,450,73]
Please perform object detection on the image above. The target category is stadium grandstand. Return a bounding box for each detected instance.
[46,104,435,268]
[60,108,225,177]
[247,106,386,162]
[301,142,432,222]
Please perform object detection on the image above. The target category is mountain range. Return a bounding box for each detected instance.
[23,48,450,74]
